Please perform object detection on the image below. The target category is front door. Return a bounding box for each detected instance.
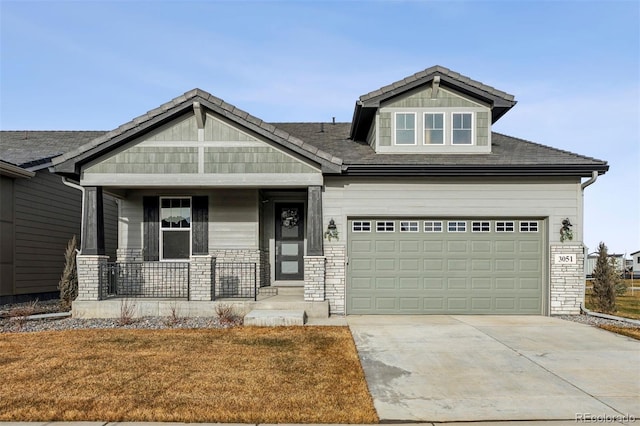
[275,202,304,281]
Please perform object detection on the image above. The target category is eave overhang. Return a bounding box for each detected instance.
[339,163,609,178]
[0,161,35,178]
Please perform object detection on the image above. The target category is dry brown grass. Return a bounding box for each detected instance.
[599,325,640,340]
[0,327,378,423]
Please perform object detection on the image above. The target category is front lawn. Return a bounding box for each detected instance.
[0,327,378,423]
[585,281,640,320]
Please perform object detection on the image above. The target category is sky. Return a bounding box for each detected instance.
[1,0,639,256]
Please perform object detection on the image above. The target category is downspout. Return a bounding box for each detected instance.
[61,177,84,253]
[581,171,598,189]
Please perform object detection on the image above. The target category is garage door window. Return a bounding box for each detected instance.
[424,221,443,232]
[496,221,515,232]
[472,221,491,232]
[352,221,371,232]
[400,221,419,232]
[448,221,467,232]
[520,221,539,232]
[376,221,395,232]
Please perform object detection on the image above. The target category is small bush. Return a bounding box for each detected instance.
[215,303,240,326]
[8,299,39,329]
[118,299,136,326]
[58,236,78,311]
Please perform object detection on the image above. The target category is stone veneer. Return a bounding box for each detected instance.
[325,245,346,315]
[116,248,143,262]
[210,248,267,287]
[190,255,215,301]
[550,244,585,315]
[76,254,109,301]
[304,256,326,302]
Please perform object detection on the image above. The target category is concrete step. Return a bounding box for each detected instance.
[270,286,304,296]
[244,309,306,326]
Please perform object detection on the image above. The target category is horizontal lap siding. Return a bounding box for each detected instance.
[13,172,81,294]
[119,189,259,254]
[323,177,581,244]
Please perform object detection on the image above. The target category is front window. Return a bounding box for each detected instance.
[395,113,416,145]
[452,113,473,145]
[160,197,191,260]
[424,113,444,145]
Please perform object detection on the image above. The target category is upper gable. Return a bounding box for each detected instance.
[82,111,322,187]
[374,85,492,154]
[351,66,516,155]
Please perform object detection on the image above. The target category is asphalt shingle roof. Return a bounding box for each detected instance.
[0,131,105,168]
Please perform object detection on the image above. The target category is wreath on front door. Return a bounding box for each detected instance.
[281,208,299,229]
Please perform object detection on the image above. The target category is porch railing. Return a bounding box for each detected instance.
[99,262,190,299]
[213,262,257,301]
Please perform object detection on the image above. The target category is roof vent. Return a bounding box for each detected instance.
[320,123,325,133]
[332,117,336,125]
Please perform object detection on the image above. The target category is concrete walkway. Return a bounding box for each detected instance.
[347,315,640,423]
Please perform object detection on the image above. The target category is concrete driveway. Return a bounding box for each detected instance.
[348,315,639,423]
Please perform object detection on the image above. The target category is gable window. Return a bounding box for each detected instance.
[160,197,191,260]
[352,221,371,232]
[424,221,443,232]
[424,113,444,145]
[395,113,416,145]
[452,113,473,145]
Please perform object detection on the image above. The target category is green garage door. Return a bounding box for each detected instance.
[347,219,545,314]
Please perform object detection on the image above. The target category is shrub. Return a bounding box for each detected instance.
[590,242,618,313]
[58,236,78,311]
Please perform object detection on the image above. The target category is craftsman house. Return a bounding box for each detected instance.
[52,65,608,318]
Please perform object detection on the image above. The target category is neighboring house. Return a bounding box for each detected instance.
[0,132,118,304]
[631,250,640,278]
[52,65,608,317]
[585,252,626,277]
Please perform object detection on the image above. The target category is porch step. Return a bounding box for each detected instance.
[270,286,303,296]
[244,309,306,326]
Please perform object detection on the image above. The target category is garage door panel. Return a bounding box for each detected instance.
[348,218,544,315]
[375,277,396,289]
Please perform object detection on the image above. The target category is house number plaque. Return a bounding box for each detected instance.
[554,254,576,264]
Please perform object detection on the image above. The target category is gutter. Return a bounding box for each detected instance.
[342,164,609,177]
[0,162,35,179]
[580,170,598,189]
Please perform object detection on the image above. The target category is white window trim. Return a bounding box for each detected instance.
[160,196,192,261]
[394,112,417,145]
[352,221,372,232]
[376,221,395,232]
[424,221,443,232]
[519,221,539,232]
[471,221,491,232]
[400,221,419,232]
[496,221,516,233]
[423,112,445,145]
[451,112,474,145]
[448,221,467,232]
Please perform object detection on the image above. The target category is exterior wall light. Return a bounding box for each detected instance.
[324,218,339,241]
[560,218,573,242]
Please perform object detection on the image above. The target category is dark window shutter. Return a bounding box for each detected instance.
[143,196,159,261]
[192,196,209,255]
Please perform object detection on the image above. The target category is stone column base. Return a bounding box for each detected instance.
[304,256,326,302]
[190,255,215,301]
[76,254,109,301]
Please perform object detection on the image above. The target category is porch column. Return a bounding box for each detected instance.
[81,186,105,255]
[306,186,323,256]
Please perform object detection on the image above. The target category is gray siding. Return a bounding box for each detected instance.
[1,172,117,299]
[118,189,259,254]
[377,87,490,149]
[0,176,15,296]
[83,112,321,185]
[322,177,582,245]
[13,171,81,295]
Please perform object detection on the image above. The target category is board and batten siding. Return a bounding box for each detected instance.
[82,112,322,187]
[119,189,259,254]
[7,171,117,297]
[376,86,490,151]
[322,177,583,245]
